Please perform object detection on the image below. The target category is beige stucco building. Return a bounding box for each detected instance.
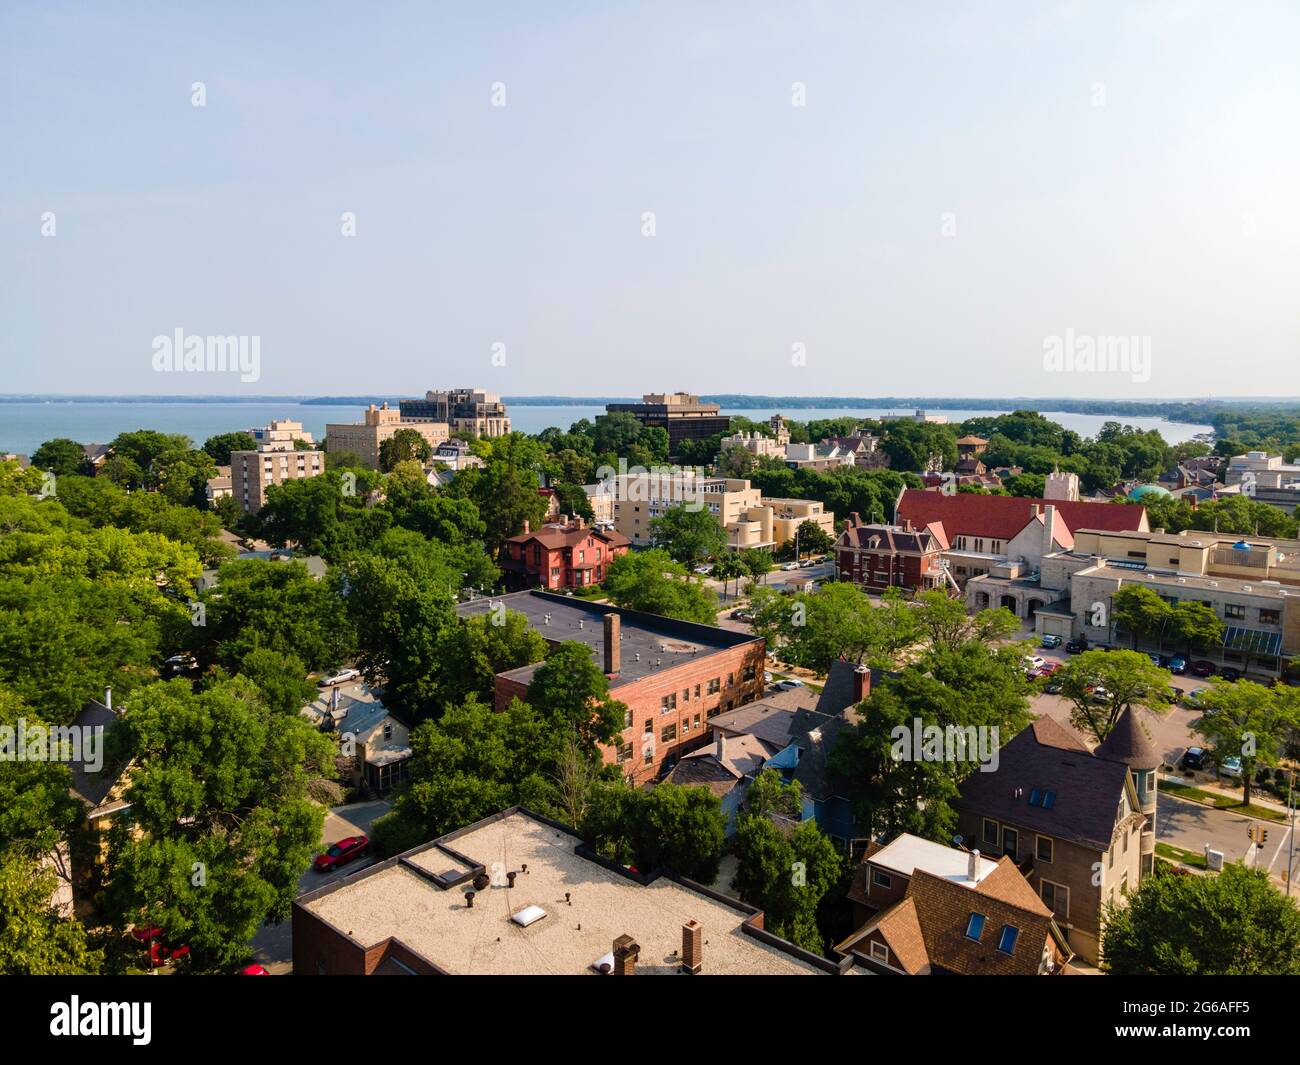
[231,420,325,513]
[325,403,450,469]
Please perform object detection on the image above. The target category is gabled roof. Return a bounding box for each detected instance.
[955,717,1132,851]
[68,699,128,809]
[509,523,629,551]
[895,489,1147,542]
[837,521,948,554]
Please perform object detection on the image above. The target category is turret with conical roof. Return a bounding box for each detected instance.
[1095,707,1159,877]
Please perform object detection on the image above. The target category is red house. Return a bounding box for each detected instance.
[836,514,951,593]
[501,517,629,591]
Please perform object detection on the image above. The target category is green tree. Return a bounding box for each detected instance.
[439,610,548,705]
[233,648,316,716]
[603,549,719,624]
[202,432,257,466]
[739,548,774,590]
[1056,649,1173,744]
[1193,680,1299,805]
[30,438,86,477]
[1103,863,1300,975]
[102,677,336,970]
[731,775,845,953]
[379,428,434,471]
[1112,584,1172,649]
[0,851,103,975]
[749,583,877,672]
[582,782,726,881]
[792,518,834,558]
[526,642,627,748]
[650,503,728,565]
[1168,601,1225,658]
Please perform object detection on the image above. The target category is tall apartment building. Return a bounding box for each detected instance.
[607,471,833,551]
[399,389,511,438]
[324,403,450,469]
[605,392,732,452]
[230,421,325,513]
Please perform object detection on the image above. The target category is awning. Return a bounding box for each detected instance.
[1223,626,1283,657]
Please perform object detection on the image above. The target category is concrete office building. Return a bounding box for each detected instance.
[605,392,731,453]
[399,389,510,438]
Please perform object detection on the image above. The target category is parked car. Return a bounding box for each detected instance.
[1180,746,1206,771]
[313,835,370,873]
[780,562,800,571]
[693,564,712,575]
[1023,655,1046,672]
[1166,685,1181,703]
[1090,686,1111,704]
[763,671,774,684]
[729,608,753,621]
[1191,660,1217,678]
[1169,655,1187,675]
[1064,638,1087,654]
[239,964,270,975]
[1040,634,1062,649]
[1219,667,1242,683]
[1217,755,1243,778]
[772,679,806,691]
[162,652,198,678]
[1043,680,1063,694]
[317,667,361,687]
[1184,687,1211,708]
[1146,653,1167,668]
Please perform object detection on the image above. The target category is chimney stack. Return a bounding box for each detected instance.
[612,934,639,975]
[104,686,112,711]
[1042,504,1057,554]
[716,732,727,764]
[603,614,620,675]
[681,920,703,974]
[968,848,980,882]
[849,511,861,527]
[522,519,530,535]
[852,665,871,704]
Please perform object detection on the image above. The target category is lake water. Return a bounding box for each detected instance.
[0,400,1213,456]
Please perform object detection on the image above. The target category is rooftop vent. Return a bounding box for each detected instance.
[511,905,547,928]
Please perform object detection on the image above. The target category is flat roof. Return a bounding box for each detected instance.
[869,833,999,886]
[454,590,760,689]
[299,809,833,975]
[1076,563,1297,598]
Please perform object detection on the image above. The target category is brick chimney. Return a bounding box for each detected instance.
[612,934,639,975]
[682,920,703,974]
[603,614,620,675]
[852,665,871,703]
[522,519,530,535]
[849,511,861,527]
[1042,504,1057,555]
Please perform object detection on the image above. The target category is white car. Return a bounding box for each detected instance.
[318,667,361,687]
[1023,655,1046,671]
[781,562,800,571]
[773,679,806,691]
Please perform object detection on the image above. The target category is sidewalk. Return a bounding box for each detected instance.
[1160,773,1296,822]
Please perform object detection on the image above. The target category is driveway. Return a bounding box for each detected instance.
[247,799,390,974]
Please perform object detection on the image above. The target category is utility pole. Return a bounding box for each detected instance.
[1288,768,1296,897]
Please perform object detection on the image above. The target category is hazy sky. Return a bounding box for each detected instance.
[2,1,1297,399]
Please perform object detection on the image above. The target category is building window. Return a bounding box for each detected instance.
[682,688,690,703]
[742,665,756,682]
[708,678,721,694]
[617,743,632,763]
[997,925,1020,955]
[693,714,700,729]
[1036,836,1053,863]
[660,694,677,712]
[965,913,986,941]
[1040,880,1069,918]
[643,719,652,735]
[623,709,632,728]
[1224,604,1246,620]
[869,941,889,964]
[661,724,677,743]
[871,870,892,890]
[982,818,999,846]
[1260,608,1281,625]
[643,748,653,764]
[383,722,393,740]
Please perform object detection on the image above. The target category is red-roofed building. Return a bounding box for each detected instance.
[895,489,1148,547]
[501,517,630,591]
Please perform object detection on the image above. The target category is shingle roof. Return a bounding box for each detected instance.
[896,489,1146,542]
[510,523,629,551]
[955,718,1131,851]
[1093,707,1160,769]
[837,522,948,554]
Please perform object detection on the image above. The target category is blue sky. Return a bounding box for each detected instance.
[2,1,1297,398]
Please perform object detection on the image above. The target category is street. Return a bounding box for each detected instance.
[248,799,390,974]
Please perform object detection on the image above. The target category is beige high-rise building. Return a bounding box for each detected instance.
[325,403,450,470]
[399,389,511,438]
[231,420,325,513]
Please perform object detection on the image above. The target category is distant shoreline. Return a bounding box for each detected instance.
[1,394,1296,419]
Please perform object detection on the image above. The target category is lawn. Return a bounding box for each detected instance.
[1160,779,1288,823]
[1154,842,1209,870]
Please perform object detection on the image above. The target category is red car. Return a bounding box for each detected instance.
[239,964,270,975]
[313,835,370,873]
[1191,660,1217,678]
[132,926,190,969]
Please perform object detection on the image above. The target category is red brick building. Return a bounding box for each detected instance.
[455,591,766,783]
[836,514,951,593]
[500,517,629,591]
